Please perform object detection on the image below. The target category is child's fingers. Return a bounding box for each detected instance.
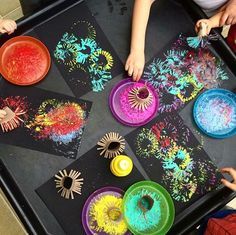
[137,69,143,81]
[232,17,236,25]
[226,16,234,25]
[10,21,17,28]
[196,20,201,27]
[221,179,236,191]
[125,61,129,71]
[221,167,235,174]
[220,11,229,26]
[221,167,236,180]
[0,110,7,115]
[0,28,7,34]
[128,66,134,77]
[3,23,12,32]
[125,57,131,71]
[206,26,211,35]
[195,25,199,33]
[132,68,139,81]
[195,21,202,33]
[0,111,6,119]
[4,22,16,34]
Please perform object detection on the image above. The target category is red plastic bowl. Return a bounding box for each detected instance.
[0,36,51,86]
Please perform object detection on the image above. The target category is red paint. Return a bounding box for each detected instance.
[37,103,85,138]
[5,44,46,82]
[0,36,51,85]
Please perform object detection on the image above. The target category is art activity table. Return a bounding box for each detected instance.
[0,0,236,234]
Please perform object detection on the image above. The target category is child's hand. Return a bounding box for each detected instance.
[0,109,7,121]
[220,0,236,26]
[221,167,236,191]
[195,20,212,37]
[125,50,145,82]
[0,19,17,35]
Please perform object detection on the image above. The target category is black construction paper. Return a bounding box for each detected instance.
[35,1,123,97]
[0,82,92,159]
[143,34,233,114]
[36,146,144,234]
[125,113,222,213]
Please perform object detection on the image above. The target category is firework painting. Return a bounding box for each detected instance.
[35,1,123,97]
[126,114,222,211]
[143,34,229,113]
[0,84,92,159]
[36,146,144,234]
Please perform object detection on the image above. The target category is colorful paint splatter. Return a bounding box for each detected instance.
[136,128,160,159]
[54,20,114,92]
[0,84,92,159]
[26,99,86,145]
[162,171,197,202]
[157,87,184,113]
[143,34,229,113]
[124,189,161,232]
[88,194,128,235]
[195,160,220,194]
[127,114,221,203]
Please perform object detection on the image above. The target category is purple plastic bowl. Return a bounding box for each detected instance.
[109,79,159,127]
[82,186,130,235]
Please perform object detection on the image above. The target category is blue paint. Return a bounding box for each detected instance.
[89,70,112,92]
[74,38,98,64]
[187,36,202,49]
[125,189,161,232]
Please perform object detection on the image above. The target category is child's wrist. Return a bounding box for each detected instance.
[130,47,144,54]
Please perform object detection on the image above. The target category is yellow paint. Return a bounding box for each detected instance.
[177,75,203,102]
[89,195,127,235]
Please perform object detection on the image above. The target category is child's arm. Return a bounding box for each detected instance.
[195,11,224,37]
[0,19,17,35]
[0,109,7,121]
[125,0,155,81]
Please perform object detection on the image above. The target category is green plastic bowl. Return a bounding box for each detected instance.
[122,181,175,235]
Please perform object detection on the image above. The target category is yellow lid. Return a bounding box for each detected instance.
[110,155,133,177]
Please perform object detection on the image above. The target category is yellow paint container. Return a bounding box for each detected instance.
[110,155,133,177]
